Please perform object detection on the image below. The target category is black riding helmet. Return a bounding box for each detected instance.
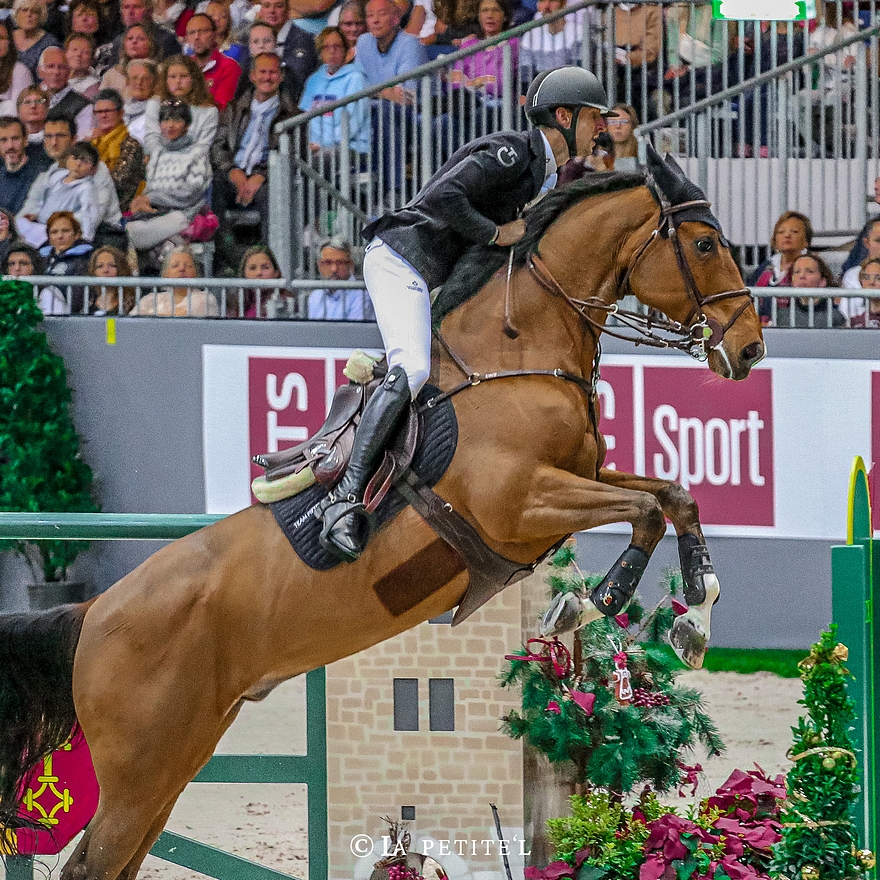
[525,66,614,160]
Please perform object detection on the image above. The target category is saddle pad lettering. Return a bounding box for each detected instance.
[269,385,458,571]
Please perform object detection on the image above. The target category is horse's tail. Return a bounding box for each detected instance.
[0,603,88,842]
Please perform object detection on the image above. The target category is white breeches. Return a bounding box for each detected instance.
[362,237,432,399]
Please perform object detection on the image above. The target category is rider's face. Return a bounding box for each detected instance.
[572,107,606,158]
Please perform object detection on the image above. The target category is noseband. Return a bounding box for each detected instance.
[526,182,753,362]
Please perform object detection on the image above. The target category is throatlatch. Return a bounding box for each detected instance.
[589,545,650,616]
[677,533,715,607]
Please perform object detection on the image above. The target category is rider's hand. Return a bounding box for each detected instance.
[493,219,526,247]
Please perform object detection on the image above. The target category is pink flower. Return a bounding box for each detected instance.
[672,600,688,616]
[615,613,630,628]
[546,700,562,714]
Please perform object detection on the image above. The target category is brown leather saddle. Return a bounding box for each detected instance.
[254,376,565,624]
[254,371,419,515]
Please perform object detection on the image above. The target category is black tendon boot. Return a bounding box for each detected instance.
[318,366,411,561]
[589,545,650,616]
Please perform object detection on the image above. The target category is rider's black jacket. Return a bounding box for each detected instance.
[363,128,548,291]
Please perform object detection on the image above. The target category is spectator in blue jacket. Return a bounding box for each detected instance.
[357,0,425,197]
[299,26,369,158]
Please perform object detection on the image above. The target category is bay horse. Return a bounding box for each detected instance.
[0,148,763,880]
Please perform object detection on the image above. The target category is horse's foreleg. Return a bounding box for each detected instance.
[471,466,668,639]
[597,468,719,669]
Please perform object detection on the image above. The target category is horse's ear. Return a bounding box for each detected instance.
[645,141,664,175]
[645,141,678,201]
[664,153,686,178]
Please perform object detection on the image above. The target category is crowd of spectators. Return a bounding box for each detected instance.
[748,189,880,329]
[0,0,872,325]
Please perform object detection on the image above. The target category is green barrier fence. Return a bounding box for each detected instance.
[0,512,327,880]
[831,457,879,854]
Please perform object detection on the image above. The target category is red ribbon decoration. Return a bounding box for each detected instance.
[677,761,703,797]
[505,637,573,679]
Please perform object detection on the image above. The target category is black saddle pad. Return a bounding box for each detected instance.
[269,384,458,571]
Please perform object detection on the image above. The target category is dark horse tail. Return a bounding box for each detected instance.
[0,604,88,842]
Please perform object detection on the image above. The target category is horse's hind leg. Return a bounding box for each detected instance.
[594,468,720,669]
[60,794,170,880]
[114,703,245,880]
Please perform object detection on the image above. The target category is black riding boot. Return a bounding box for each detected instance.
[318,366,411,561]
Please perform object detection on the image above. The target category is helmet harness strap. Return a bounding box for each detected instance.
[545,105,583,160]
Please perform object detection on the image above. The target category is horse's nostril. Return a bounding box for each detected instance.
[740,341,764,366]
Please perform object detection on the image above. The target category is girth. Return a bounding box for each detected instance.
[395,468,567,625]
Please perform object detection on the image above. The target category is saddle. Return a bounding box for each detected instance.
[252,358,419,513]
[253,355,566,624]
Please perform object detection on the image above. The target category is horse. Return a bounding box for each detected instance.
[0,147,764,880]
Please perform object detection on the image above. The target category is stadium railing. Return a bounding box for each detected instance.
[19,275,371,320]
[268,0,880,281]
[18,275,880,328]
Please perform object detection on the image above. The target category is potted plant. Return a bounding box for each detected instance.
[0,279,99,608]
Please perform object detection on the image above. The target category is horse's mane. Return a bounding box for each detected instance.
[433,170,648,325]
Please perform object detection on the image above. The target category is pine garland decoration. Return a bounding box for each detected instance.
[0,280,98,582]
[771,627,875,880]
[501,548,723,794]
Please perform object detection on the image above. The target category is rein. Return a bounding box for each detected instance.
[527,184,753,362]
[428,180,753,414]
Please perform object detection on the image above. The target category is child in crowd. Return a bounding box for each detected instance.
[849,258,880,329]
[838,217,880,322]
[771,252,845,328]
[237,244,296,318]
[749,210,812,324]
[16,141,100,246]
[143,55,218,157]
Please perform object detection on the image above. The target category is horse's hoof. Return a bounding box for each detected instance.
[669,614,708,670]
[540,592,585,637]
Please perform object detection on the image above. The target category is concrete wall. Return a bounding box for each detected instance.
[0,320,870,650]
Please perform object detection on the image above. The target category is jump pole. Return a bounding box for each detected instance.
[831,456,878,851]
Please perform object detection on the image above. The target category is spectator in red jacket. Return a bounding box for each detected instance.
[185,12,240,110]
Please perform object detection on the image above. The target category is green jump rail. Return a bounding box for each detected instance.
[0,512,327,880]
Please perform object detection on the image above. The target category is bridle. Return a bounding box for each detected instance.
[427,179,756,430]
[522,178,754,362]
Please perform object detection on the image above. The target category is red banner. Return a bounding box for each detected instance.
[597,365,635,474]
[245,355,776,528]
[248,356,348,486]
[641,367,774,526]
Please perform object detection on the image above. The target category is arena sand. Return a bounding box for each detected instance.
[11,671,803,880]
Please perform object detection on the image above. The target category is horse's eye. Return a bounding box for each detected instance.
[695,237,715,254]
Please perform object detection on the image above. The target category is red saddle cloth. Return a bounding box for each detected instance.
[15,726,99,855]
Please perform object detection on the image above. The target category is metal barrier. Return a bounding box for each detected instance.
[753,287,880,328]
[831,457,878,851]
[636,22,880,275]
[17,275,372,321]
[269,0,880,278]
[0,512,328,880]
[15,275,880,328]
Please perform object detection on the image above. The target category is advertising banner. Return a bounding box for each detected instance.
[204,346,879,540]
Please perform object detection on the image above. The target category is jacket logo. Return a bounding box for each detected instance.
[496,146,517,167]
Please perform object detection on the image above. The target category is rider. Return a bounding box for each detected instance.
[318,66,614,562]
